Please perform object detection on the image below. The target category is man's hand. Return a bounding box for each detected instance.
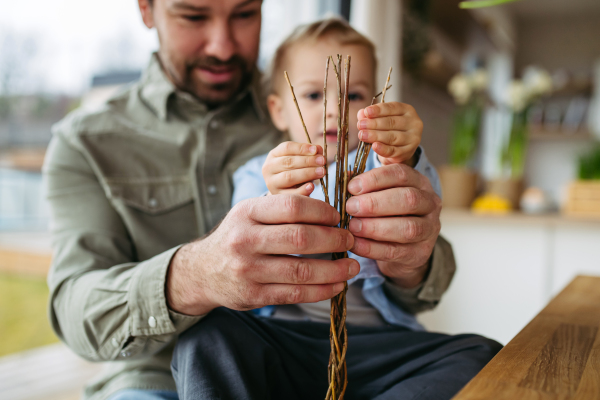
[262,141,326,196]
[346,164,441,288]
[166,195,359,316]
[357,102,423,167]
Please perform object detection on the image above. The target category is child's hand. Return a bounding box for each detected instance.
[262,141,327,196]
[356,102,423,167]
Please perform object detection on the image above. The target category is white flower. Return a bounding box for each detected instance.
[523,67,553,98]
[448,74,472,105]
[506,80,527,112]
[470,69,488,91]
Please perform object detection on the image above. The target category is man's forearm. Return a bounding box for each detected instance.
[166,239,218,316]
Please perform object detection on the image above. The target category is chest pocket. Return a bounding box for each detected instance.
[107,176,193,215]
[106,176,198,259]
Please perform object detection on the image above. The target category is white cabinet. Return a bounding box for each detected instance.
[418,211,600,345]
[552,224,600,294]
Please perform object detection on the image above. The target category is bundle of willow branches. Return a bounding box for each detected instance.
[285,57,392,400]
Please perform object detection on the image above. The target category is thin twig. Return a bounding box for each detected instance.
[323,57,330,203]
[381,67,392,103]
[331,55,342,212]
[284,71,328,195]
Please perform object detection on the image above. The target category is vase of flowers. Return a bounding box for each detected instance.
[440,69,488,208]
[490,67,553,208]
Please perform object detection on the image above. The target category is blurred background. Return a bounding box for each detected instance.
[0,0,599,398]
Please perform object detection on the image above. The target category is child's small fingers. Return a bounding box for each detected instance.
[270,167,326,190]
[358,130,409,146]
[372,142,414,161]
[271,141,323,157]
[357,115,410,131]
[267,155,326,174]
[361,102,414,118]
[279,182,315,197]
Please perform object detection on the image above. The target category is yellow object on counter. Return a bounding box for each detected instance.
[471,193,512,214]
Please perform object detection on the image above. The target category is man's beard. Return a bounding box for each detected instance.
[181,55,253,108]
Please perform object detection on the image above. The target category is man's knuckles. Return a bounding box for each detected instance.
[286,259,313,284]
[402,187,422,213]
[281,195,305,220]
[289,225,310,251]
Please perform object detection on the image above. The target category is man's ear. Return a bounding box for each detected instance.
[267,94,288,132]
[139,0,155,29]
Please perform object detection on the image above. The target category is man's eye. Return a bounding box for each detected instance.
[305,92,321,101]
[183,14,208,22]
[348,93,364,101]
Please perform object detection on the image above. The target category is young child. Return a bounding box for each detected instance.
[232,18,442,328]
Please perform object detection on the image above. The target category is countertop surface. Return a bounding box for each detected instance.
[441,208,600,227]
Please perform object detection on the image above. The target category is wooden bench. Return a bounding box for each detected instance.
[453,275,600,400]
[0,343,102,400]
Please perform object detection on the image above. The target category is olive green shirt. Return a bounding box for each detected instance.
[44,54,454,400]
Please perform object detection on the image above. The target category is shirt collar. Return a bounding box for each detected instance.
[139,53,267,122]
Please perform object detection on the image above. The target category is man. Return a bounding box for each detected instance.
[44,1,498,399]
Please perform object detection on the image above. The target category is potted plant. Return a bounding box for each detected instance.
[564,144,600,218]
[439,69,488,208]
[489,67,553,208]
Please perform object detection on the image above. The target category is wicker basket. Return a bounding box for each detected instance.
[564,181,600,218]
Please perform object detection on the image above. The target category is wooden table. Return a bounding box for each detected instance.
[453,275,600,400]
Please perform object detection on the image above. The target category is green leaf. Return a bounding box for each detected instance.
[459,0,522,9]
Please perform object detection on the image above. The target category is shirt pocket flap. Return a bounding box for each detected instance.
[107,177,194,215]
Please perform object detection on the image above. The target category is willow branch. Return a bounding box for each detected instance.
[323,57,330,203]
[284,71,328,195]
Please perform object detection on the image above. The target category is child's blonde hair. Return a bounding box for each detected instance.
[265,17,378,95]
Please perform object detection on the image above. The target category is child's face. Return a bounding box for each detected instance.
[268,40,375,163]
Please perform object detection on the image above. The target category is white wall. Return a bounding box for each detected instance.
[525,140,593,207]
[350,0,403,102]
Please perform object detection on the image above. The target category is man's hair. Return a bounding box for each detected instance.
[265,17,377,95]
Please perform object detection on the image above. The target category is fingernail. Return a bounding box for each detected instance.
[349,218,362,233]
[316,156,325,165]
[309,145,317,154]
[346,233,354,250]
[358,130,365,140]
[316,167,325,176]
[348,179,362,194]
[333,282,345,294]
[348,260,360,277]
[358,120,368,129]
[365,106,374,117]
[346,199,359,214]
[305,183,313,191]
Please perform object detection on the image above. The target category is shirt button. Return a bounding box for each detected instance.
[207,185,217,195]
[111,338,119,348]
[120,350,131,357]
[148,198,158,208]
[209,120,220,129]
[148,316,157,328]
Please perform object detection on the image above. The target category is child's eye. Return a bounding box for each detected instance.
[305,92,321,101]
[348,92,364,101]
[234,10,259,20]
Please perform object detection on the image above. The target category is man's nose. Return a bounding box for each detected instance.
[204,21,236,61]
